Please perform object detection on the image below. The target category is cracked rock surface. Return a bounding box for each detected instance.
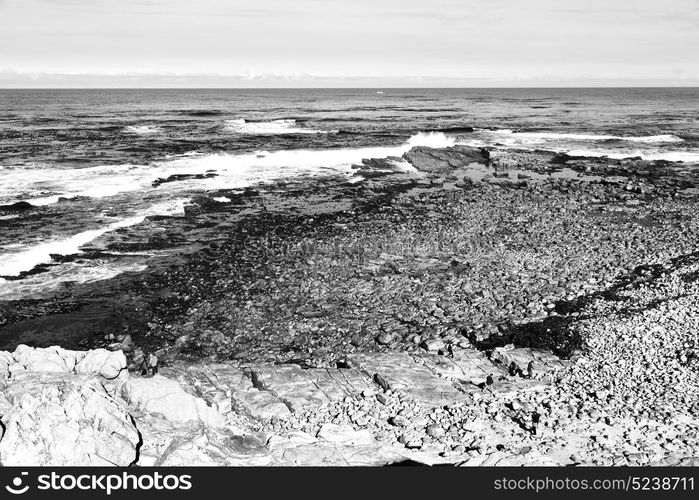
[0,346,137,466]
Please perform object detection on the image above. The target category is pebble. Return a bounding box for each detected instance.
[376,333,393,345]
[426,424,446,438]
[421,339,446,352]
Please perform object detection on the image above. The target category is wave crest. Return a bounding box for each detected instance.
[406,131,456,148]
[224,118,331,135]
[0,199,186,278]
[488,129,684,144]
[125,125,161,135]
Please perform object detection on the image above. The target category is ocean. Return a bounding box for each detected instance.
[1,87,698,298]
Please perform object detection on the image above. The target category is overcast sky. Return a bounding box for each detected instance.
[0,0,697,87]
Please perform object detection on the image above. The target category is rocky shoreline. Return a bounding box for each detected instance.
[1,144,699,465]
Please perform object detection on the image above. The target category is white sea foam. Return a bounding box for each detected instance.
[0,261,149,300]
[2,129,694,210]
[0,163,147,206]
[1,134,447,288]
[1,132,453,207]
[407,131,456,148]
[625,134,685,144]
[388,159,418,172]
[0,199,186,277]
[161,131,452,190]
[650,151,699,162]
[487,129,684,144]
[462,137,699,162]
[464,129,695,162]
[563,149,699,162]
[224,118,330,135]
[125,125,161,135]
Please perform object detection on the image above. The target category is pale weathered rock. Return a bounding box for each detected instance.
[75,349,127,379]
[155,429,273,466]
[10,345,80,374]
[316,424,375,446]
[420,349,503,387]
[249,364,374,412]
[492,451,562,466]
[267,431,405,466]
[0,351,13,379]
[160,363,291,421]
[349,352,464,407]
[121,375,226,427]
[676,457,699,466]
[490,347,567,378]
[0,372,140,466]
[2,345,126,380]
[421,339,446,352]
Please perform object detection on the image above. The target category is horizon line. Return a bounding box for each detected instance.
[1,85,698,90]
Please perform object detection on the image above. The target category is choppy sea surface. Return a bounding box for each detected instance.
[1,88,698,297]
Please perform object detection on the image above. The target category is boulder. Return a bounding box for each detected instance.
[0,201,34,212]
[420,338,445,352]
[0,373,140,466]
[350,157,408,178]
[403,145,489,172]
[75,349,127,379]
[10,345,80,374]
[3,345,126,380]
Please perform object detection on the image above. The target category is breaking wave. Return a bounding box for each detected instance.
[159,131,458,189]
[488,129,684,143]
[407,131,456,148]
[0,132,457,209]
[224,118,331,135]
[563,149,699,162]
[463,129,696,162]
[0,199,186,278]
[125,125,161,135]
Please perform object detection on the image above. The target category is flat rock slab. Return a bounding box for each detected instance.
[489,347,569,378]
[160,364,291,421]
[267,430,406,466]
[162,363,373,419]
[249,364,375,412]
[316,423,375,446]
[154,429,273,466]
[418,349,506,388]
[121,375,226,427]
[348,352,465,407]
[419,348,562,396]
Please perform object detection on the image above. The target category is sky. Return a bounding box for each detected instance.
[0,0,697,87]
